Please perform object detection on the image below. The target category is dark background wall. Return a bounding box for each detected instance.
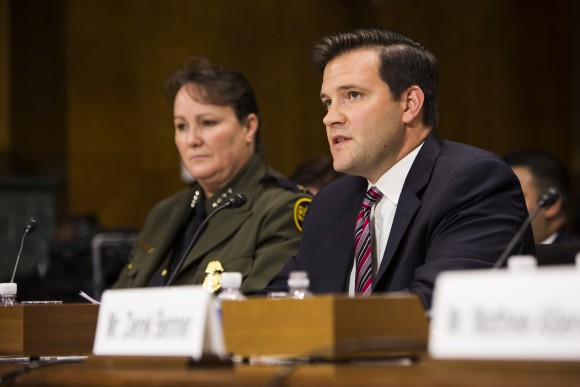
[2,0,579,232]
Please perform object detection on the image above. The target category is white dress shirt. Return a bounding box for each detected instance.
[540,232,558,244]
[348,143,424,296]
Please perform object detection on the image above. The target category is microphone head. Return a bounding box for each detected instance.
[24,217,39,235]
[538,187,560,209]
[224,193,247,209]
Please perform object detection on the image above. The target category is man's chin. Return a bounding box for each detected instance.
[331,160,346,174]
[332,162,353,176]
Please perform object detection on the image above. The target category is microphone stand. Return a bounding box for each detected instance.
[493,205,541,269]
[10,218,39,283]
[493,187,560,269]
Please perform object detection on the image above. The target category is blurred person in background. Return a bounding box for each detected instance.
[291,155,343,195]
[504,149,578,244]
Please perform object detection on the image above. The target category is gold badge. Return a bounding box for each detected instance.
[293,197,312,232]
[203,261,225,293]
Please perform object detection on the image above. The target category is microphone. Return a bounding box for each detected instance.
[536,187,560,209]
[493,187,560,269]
[165,193,247,286]
[222,193,247,209]
[24,217,39,235]
[10,217,40,283]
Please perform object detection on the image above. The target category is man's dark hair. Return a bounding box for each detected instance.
[504,149,571,209]
[164,56,261,151]
[310,27,439,128]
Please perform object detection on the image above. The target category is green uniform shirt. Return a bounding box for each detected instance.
[113,154,311,294]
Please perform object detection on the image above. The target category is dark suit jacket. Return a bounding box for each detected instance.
[535,242,580,265]
[264,133,535,309]
[553,230,580,244]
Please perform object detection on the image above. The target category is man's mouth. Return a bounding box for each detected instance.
[333,135,351,145]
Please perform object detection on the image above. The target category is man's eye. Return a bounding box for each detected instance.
[322,100,332,109]
[201,120,217,126]
[349,92,361,99]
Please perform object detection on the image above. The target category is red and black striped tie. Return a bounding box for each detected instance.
[354,186,383,296]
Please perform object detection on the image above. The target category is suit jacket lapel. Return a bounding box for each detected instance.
[375,132,443,284]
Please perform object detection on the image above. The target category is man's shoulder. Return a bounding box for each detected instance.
[414,133,509,179]
[306,175,366,213]
[439,139,504,161]
[433,139,511,173]
[318,175,366,195]
[413,136,519,198]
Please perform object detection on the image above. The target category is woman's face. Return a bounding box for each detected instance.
[173,84,257,197]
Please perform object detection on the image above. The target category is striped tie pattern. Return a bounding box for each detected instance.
[354,186,383,296]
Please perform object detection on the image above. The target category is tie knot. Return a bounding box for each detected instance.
[364,186,383,205]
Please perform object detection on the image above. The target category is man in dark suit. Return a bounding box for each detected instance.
[263,28,534,309]
[504,149,579,244]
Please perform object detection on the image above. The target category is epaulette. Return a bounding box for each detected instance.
[260,173,310,194]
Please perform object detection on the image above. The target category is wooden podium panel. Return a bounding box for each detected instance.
[221,294,428,359]
[0,303,99,357]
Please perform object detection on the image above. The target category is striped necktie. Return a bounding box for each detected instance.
[354,186,383,295]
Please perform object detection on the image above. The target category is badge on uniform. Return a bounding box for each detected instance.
[293,197,312,232]
[203,261,224,293]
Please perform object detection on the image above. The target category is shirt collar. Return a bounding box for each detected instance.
[370,142,424,206]
[540,232,558,244]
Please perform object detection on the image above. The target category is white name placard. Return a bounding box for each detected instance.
[429,266,580,360]
[93,286,225,360]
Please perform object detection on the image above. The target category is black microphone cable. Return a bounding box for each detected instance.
[165,193,247,286]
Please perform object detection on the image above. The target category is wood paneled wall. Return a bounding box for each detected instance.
[0,0,9,174]
[3,0,578,230]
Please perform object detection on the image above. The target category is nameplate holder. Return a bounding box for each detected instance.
[429,266,580,361]
[93,286,225,361]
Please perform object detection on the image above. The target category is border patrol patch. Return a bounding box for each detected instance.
[293,197,312,232]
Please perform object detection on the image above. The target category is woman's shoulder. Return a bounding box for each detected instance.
[259,171,310,195]
[254,171,312,217]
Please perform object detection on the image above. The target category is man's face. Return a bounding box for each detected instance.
[512,165,547,242]
[319,48,406,183]
[512,166,539,214]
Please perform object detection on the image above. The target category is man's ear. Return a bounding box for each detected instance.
[401,86,425,125]
[543,196,563,219]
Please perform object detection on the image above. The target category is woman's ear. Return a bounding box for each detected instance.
[243,113,259,143]
[401,86,425,125]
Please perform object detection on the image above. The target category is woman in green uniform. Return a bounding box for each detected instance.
[113,57,311,294]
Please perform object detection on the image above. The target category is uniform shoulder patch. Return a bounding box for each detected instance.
[293,197,312,232]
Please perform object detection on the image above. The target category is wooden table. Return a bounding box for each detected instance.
[3,356,580,386]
